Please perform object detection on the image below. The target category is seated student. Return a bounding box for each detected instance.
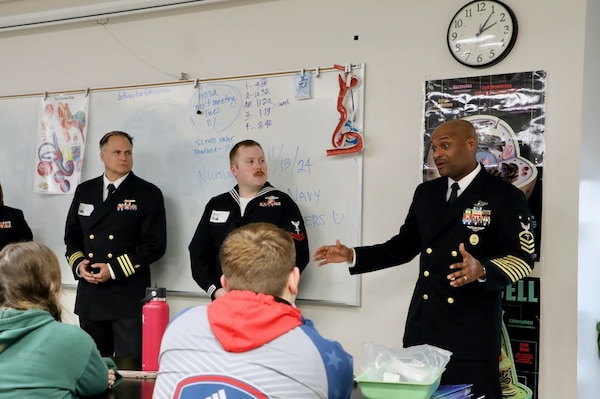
[155,222,354,399]
[0,241,120,399]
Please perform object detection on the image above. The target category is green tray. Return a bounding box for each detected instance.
[355,373,442,399]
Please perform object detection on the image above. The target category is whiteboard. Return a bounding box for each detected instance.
[0,65,364,306]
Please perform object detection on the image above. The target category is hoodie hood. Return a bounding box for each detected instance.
[0,308,54,354]
[207,290,302,353]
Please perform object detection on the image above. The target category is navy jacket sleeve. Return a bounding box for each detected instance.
[477,181,535,292]
[278,196,310,272]
[64,187,87,278]
[189,199,223,295]
[0,206,33,250]
[118,184,167,278]
[13,209,33,243]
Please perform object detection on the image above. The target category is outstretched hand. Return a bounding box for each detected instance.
[447,243,485,287]
[312,240,353,266]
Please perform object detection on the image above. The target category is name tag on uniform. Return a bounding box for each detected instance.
[78,203,94,216]
[210,210,230,223]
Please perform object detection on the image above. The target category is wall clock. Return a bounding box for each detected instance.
[447,0,518,68]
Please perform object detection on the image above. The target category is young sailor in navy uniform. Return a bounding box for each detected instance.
[64,131,167,366]
[189,139,309,300]
[313,119,535,399]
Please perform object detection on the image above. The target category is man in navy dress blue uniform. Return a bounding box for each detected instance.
[314,119,535,399]
[64,131,167,366]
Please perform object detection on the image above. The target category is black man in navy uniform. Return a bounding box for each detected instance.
[64,131,167,367]
[313,119,535,399]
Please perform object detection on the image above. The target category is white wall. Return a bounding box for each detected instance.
[578,0,600,396]
[0,0,592,397]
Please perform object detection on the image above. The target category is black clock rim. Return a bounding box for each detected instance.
[446,0,519,68]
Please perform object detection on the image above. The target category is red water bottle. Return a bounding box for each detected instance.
[142,287,169,372]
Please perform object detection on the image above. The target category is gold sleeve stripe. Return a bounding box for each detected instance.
[67,251,85,267]
[117,255,135,277]
[493,255,532,282]
[490,255,532,283]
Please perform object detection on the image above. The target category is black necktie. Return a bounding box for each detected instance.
[448,182,459,205]
[106,183,116,200]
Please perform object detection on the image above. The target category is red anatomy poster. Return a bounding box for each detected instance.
[34,93,89,194]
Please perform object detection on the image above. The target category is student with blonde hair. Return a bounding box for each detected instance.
[156,222,353,399]
[0,241,120,399]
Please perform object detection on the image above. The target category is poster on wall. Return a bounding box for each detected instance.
[501,277,540,399]
[34,93,89,194]
[422,70,546,260]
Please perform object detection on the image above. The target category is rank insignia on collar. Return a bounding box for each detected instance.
[462,200,491,232]
[259,195,281,207]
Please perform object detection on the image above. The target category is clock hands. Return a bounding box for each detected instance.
[476,11,496,36]
[479,21,497,35]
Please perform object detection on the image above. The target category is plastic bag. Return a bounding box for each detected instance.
[361,342,452,384]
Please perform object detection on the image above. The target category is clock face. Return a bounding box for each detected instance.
[447,0,518,68]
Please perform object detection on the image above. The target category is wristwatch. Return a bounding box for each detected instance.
[478,266,487,282]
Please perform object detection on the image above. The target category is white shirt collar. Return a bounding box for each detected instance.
[103,173,129,189]
[447,163,481,196]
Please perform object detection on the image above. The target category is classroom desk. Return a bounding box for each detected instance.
[86,377,367,399]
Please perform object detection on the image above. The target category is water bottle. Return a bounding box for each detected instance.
[141,287,169,372]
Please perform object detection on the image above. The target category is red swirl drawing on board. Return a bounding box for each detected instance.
[326,65,363,156]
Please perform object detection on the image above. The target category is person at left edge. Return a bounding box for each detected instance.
[0,241,121,399]
[0,182,33,250]
[64,131,167,367]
